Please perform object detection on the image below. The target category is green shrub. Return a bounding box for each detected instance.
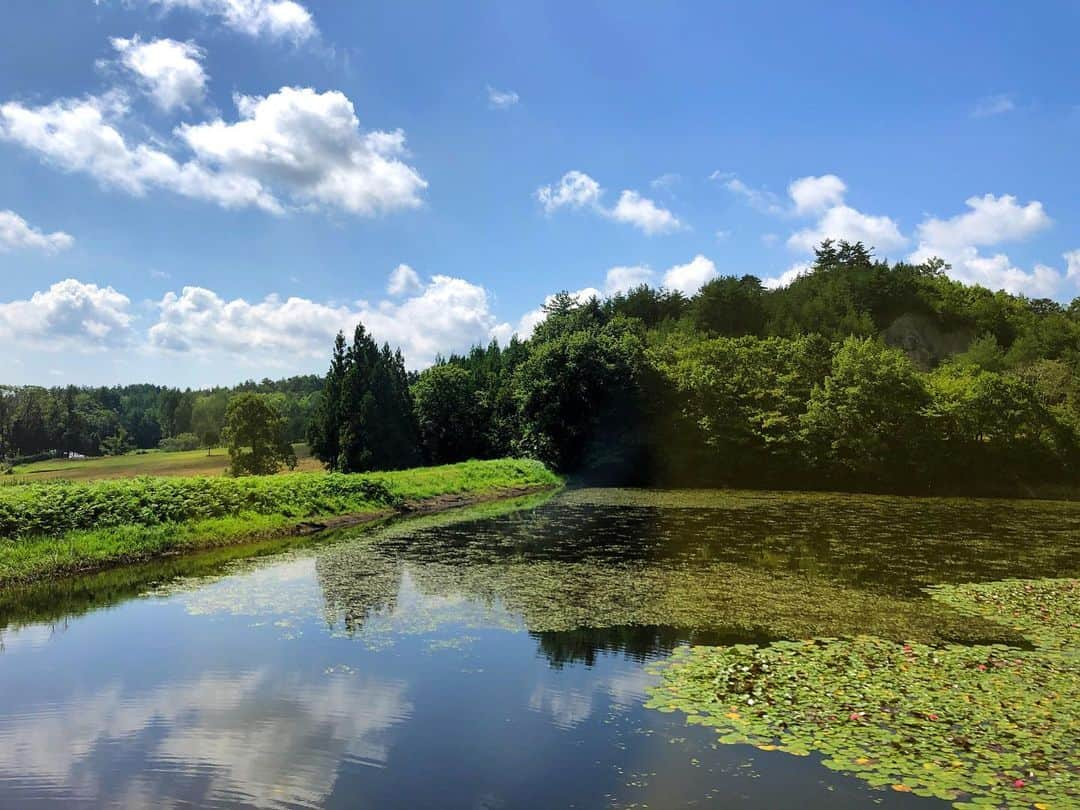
[158,433,203,452]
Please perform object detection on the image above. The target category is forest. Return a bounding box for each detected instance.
[6,241,1080,495]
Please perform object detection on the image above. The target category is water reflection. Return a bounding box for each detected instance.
[0,667,410,808]
[0,488,1076,808]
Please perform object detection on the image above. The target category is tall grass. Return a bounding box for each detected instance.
[0,459,559,585]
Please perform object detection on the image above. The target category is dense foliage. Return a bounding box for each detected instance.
[0,458,557,541]
[403,241,1080,493]
[0,376,322,463]
[5,241,1080,493]
[307,325,421,472]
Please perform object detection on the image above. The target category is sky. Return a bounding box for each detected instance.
[1,1,1078,387]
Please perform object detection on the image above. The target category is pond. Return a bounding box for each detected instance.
[1,489,1077,808]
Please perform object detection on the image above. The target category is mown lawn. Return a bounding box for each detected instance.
[6,443,322,482]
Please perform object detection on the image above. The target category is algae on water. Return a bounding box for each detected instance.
[646,578,1079,808]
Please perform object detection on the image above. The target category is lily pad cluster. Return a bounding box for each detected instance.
[646,578,1079,808]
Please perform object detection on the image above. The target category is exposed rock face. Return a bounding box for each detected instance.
[882,312,973,368]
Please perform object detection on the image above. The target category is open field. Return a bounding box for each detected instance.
[0,458,561,585]
[5,444,322,482]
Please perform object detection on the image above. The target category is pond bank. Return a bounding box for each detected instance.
[0,459,561,587]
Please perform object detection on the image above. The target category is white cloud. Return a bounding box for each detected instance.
[608,190,683,235]
[536,170,602,213]
[972,94,1015,118]
[788,174,846,215]
[913,194,1051,255]
[386,263,422,296]
[721,173,905,256]
[1066,250,1080,280]
[147,0,317,41]
[604,265,654,294]
[0,92,279,211]
[763,262,809,290]
[111,36,207,112]
[179,87,427,215]
[486,85,519,110]
[662,254,717,295]
[0,87,425,217]
[719,175,785,215]
[149,274,508,369]
[908,194,1061,296]
[788,204,907,253]
[536,171,681,235]
[0,210,74,253]
[0,279,133,349]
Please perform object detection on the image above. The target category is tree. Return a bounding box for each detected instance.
[412,364,484,463]
[99,425,133,456]
[514,313,645,474]
[221,393,296,476]
[692,275,767,337]
[310,324,421,473]
[802,337,931,488]
[191,391,228,456]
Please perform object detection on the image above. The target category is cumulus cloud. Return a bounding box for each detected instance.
[0,279,133,349]
[486,85,519,110]
[147,0,317,41]
[536,171,681,235]
[604,265,654,294]
[536,170,602,213]
[913,194,1051,255]
[788,204,907,252]
[149,274,508,369]
[608,190,683,235]
[788,174,846,215]
[972,94,1015,118]
[719,172,904,255]
[111,36,207,112]
[386,263,422,296]
[179,87,427,215]
[909,194,1061,296]
[662,254,717,295]
[0,87,425,217]
[0,210,74,253]
[1066,250,1080,280]
[763,262,810,290]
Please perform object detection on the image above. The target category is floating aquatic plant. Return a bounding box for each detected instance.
[646,578,1079,808]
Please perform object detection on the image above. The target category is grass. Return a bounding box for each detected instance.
[4,443,322,482]
[0,458,560,586]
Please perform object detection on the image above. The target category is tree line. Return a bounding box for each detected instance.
[309,241,1080,495]
[5,240,1080,493]
[0,376,322,464]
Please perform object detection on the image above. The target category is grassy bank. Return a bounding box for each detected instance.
[3,443,322,482]
[0,458,560,586]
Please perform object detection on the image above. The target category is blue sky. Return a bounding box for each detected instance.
[1,1,1078,386]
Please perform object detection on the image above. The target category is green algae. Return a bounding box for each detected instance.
[646,578,1079,808]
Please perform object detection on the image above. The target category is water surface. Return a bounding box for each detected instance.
[2,488,1077,808]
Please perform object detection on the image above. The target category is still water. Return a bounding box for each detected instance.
[1,489,1077,808]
